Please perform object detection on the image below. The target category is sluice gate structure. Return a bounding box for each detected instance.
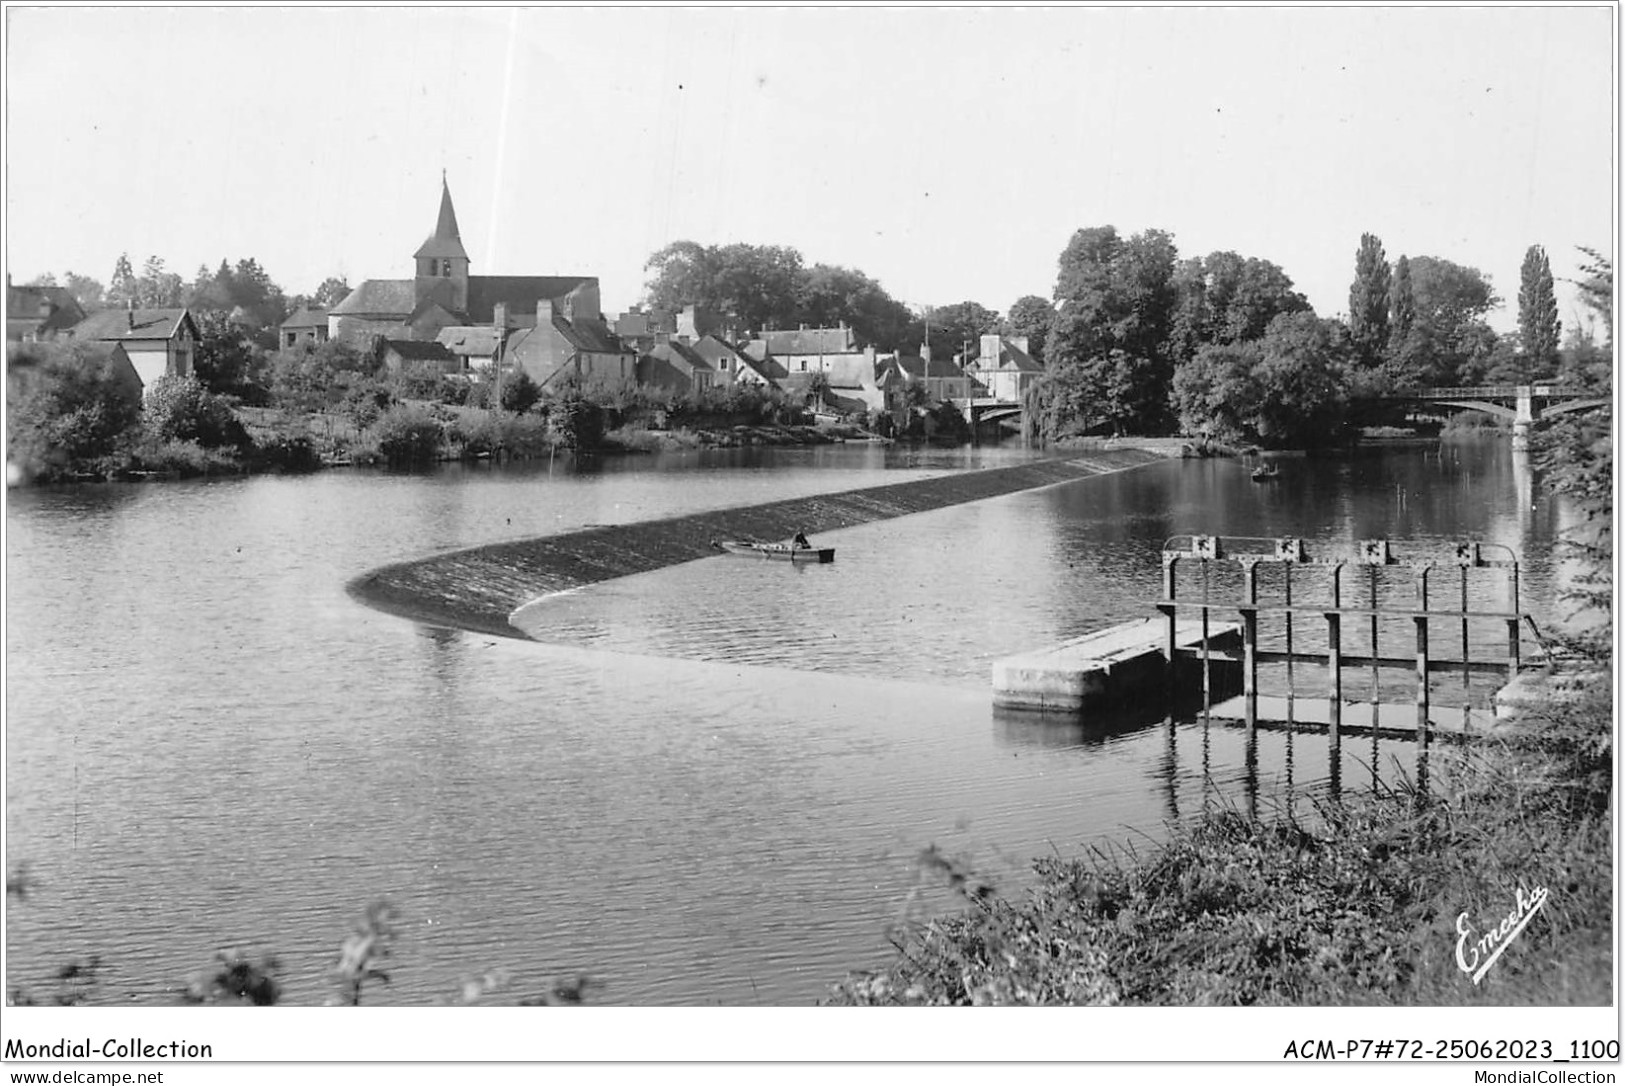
[996,536,1547,781]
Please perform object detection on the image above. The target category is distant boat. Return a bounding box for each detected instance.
[1251,464,1281,481]
[711,539,835,563]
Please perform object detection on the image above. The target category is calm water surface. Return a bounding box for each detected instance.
[5,439,1573,1005]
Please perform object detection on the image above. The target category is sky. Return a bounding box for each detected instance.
[3,6,1616,335]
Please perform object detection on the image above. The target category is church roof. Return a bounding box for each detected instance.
[465,277,595,323]
[330,279,417,316]
[413,179,469,261]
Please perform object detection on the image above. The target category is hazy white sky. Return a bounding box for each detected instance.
[4,6,1615,333]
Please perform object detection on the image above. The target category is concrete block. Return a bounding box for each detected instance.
[993,617,1243,715]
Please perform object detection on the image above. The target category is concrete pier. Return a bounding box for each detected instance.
[992,618,1243,715]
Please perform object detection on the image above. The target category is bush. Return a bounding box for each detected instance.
[125,438,244,477]
[7,341,144,482]
[500,370,542,414]
[544,395,605,450]
[340,379,396,429]
[144,375,251,450]
[367,405,443,466]
[250,433,322,473]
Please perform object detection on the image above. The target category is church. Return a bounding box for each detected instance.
[329,177,635,386]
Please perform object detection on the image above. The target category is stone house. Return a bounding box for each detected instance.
[636,333,716,393]
[279,306,330,350]
[378,338,461,377]
[505,297,637,389]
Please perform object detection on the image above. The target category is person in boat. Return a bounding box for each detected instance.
[792,531,811,549]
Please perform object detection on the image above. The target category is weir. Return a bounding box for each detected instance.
[347,447,1175,638]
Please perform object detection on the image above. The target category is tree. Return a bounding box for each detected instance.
[794,264,911,349]
[312,276,352,310]
[1406,255,1502,386]
[1170,341,1261,444]
[1004,295,1056,363]
[7,341,143,480]
[1047,226,1180,434]
[1347,233,1390,368]
[136,255,184,308]
[1246,312,1349,448]
[643,240,804,334]
[1517,245,1561,380]
[1169,251,1310,364]
[1569,246,1613,349]
[913,300,1000,361]
[192,310,270,403]
[106,253,137,308]
[1389,255,1416,347]
[62,272,105,312]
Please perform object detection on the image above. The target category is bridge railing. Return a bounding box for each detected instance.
[1405,385,1582,400]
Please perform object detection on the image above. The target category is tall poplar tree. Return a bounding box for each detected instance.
[1348,233,1391,368]
[1518,244,1561,379]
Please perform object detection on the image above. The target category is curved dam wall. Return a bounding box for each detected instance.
[347,447,1175,638]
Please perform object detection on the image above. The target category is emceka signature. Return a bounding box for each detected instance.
[1456,885,1549,984]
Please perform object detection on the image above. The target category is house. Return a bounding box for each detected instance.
[435,325,502,372]
[636,333,716,393]
[611,306,675,354]
[68,306,199,391]
[506,298,638,389]
[328,176,607,352]
[964,334,1043,402]
[879,349,977,402]
[378,338,461,377]
[279,306,330,350]
[7,277,87,343]
[750,324,866,377]
[686,333,763,387]
[778,349,887,415]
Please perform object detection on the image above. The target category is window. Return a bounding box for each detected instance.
[441,259,452,277]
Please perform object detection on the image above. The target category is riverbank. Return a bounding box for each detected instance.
[826,663,1612,1006]
[347,446,1176,638]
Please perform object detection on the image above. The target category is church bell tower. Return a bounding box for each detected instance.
[413,173,470,314]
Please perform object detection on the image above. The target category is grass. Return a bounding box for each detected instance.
[827,675,1612,1006]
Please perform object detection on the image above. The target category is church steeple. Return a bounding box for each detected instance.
[414,173,470,314]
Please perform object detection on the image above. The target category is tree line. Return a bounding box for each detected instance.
[1029,229,1612,447]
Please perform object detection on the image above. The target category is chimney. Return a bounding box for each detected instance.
[538,298,554,326]
[127,298,136,330]
[980,333,1001,363]
[494,301,509,330]
[1011,335,1030,354]
[655,330,671,348]
[677,305,700,341]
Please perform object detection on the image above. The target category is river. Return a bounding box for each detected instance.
[4,438,1573,1006]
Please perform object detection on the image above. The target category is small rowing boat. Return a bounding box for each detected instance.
[1250,464,1280,481]
[711,539,835,563]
